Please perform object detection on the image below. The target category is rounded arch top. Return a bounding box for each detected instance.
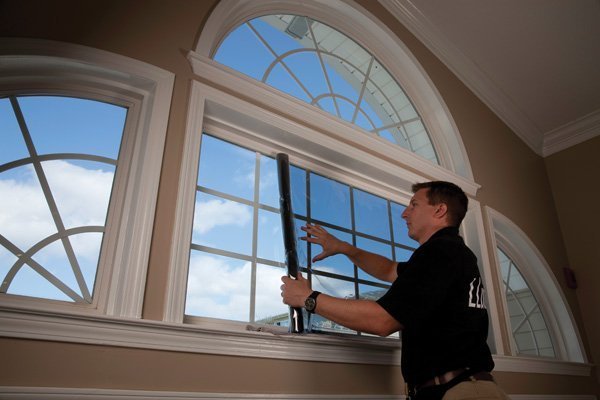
[193,0,475,184]
[486,206,587,363]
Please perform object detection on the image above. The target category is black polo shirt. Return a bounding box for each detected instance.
[377,226,494,385]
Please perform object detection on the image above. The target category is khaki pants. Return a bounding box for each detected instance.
[442,380,509,400]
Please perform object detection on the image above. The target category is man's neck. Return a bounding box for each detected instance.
[418,224,451,245]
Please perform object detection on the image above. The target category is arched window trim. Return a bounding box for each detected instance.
[460,199,506,356]
[191,0,476,187]
[0,38,174,318]
[485,206,587,363]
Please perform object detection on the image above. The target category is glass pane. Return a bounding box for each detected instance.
[213,14,439,163]
[0,164,56,251]
[310,173,351,229]
[358,283,387,301]
[42,160,113,229]
[323,56,362,104]
[197,135,256,201]
[498,247,555,357]
[310,274,355,334]
[0,96,124,303]
[254,263,289,325]
[355,236,392,284]
[253,16,304,55]
[28,240,83,297]
[214,22,276,82]
[18,96,125,159]
[185,250,251,322]
[8,264,72,301]
[192,191,253,256]
[284,52,329,99]
[312,227,353,278]
[353,189,390,240]
[259,155,279,208]
[290,165,307,217]
[266,62,312,103]
[257,208,284,263]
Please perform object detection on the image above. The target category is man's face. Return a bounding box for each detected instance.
[401,188,439,244]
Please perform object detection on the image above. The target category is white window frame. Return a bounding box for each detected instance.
[0,38,174,318]
[163,0,481,365]
[485,207,587,364]
[192,0,476,184]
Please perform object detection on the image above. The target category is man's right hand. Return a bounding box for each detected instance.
[300,223,347,263]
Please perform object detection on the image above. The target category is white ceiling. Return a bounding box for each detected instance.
[379,0,600,156]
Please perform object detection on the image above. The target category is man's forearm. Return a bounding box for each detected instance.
[313,293,402,336]
[339,242,397,282]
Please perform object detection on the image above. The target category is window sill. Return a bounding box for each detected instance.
[0,306,593,376]
[0,306,400,366]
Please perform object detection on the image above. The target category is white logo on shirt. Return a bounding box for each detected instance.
[468,277,486,309]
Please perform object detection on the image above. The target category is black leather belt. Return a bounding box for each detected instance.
[407,369,495,396]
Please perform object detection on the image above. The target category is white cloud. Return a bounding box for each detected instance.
[0,161,113,296]
[186,253,252,321]
[193,198,252,234]
[185,253,288,322]
[46,160,113,225]
[0,161,112,248]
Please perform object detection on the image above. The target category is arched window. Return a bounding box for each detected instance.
[497,247,555,357]
[0,39,174,317]
[487,207,586,363]
[213,14,438,164]
[1,95,125,304]
[167,0,478,337]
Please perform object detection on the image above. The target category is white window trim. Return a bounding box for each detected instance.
[461,199,507,356]
[192,0,476,183]
[485,207,587,363]
[0,38,174,318]
[0,307,592,377]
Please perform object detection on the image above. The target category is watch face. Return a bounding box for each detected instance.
[305,297,316,312]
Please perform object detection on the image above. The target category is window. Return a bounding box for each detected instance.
[214,14,438,164]
[497,247,555,357]
[0,39,174,317]
[0,95,125,304]
[487,207,586,362]
[185,134,419,333]
[164,0,480,363]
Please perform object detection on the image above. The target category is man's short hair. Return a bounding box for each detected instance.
[412,181,468,227]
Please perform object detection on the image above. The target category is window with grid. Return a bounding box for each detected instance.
[497,247,556,357]
[184,134,419,334]
[213,14,438,164]
[0,95,125,303]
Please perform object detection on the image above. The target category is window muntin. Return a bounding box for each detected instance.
[185,134,417,334]
[0,95,126,303]
[213,14,439,164]
[497,247,556,358]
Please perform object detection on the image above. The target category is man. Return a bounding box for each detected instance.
[281,181,507,399]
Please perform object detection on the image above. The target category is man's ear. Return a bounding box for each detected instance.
[435,203,448,220]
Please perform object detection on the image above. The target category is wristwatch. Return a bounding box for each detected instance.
[304,291,321,313]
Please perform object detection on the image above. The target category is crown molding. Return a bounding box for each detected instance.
[378,0,545,155]
[542,108,600,157]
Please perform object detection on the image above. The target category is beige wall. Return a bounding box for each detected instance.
[0,0,598,397]
[545,135,600,382]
